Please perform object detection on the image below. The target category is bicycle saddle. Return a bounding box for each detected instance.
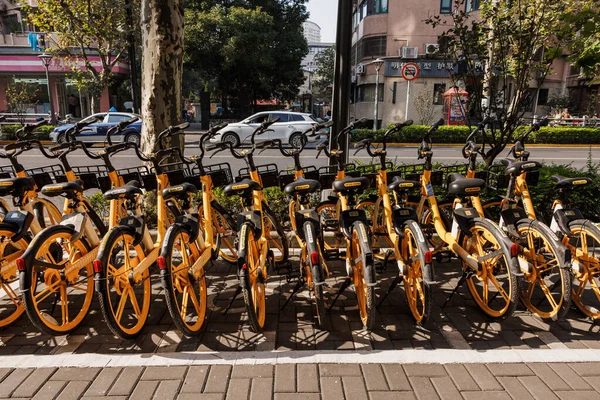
[447,173,486,197]
[388,176,419,192]
[284,178,321,196]
[162,182,198,201]
[332,176,370,193]
[41,179,85,198]
[0,177,35,197]
[551,175,593,190]
[224,179,262,197]
[501,158,542,176]
[103,180,143,200]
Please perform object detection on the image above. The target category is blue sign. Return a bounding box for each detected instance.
[384,59,461,78]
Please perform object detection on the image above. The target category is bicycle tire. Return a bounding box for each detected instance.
[0,225,28,327]
[516,219,571,321]
[160,224,207,336]
[351,221,376,330]
[568,219,600,319]
[20,225,94,335]
[262,204,289,264]
[401,220,433,325]
[33,201,62,229]
[96,227,151,339]
[460,218,519,320]
[239,222,266,332]
[304,220,330,330]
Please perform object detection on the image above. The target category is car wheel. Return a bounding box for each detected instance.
[289,132,306,149]
[56,133,66,144]
[222,132,240,148]
[125,133,141,147]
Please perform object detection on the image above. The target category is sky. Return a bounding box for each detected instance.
[305,0,339,43]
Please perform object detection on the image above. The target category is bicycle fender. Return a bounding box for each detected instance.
[554,209,585,238]
[341,209,368,240]
[392,207,419,237]
[352,221,376,287]
[304,221,324,285]
[516,218,571,265]
[236,211,262,237]
[237,223,252,288]
[295,209,320,241]
[1,210,34,242]
[454,208,479,237]
[173,214,200,244]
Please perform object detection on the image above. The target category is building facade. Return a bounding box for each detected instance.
[0,0,130,121]
[350,0,598,128]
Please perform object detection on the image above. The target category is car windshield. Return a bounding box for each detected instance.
[81,114,105,124]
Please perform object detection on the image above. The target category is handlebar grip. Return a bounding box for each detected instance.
[173,122,190,131]
[49,142,73,152]
[209,122,228,133]
[261,117,280,130]
[76,117,97,130]
[353,139,371,149]
[4,141,29,152]
[32,119,48,129]
[316,120,334,130]
[428,118,445,133]
[118,116,139,129]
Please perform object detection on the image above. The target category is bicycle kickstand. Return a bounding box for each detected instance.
[281,277,305,310]
[327,277,353,312]
[222,285,243,315]
[442,269,475,308]
[377,275,403,308]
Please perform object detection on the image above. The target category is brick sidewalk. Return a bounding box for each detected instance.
[1,362,600,399]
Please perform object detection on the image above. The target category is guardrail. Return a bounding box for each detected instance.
[0,113,51,125]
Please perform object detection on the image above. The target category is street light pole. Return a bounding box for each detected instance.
[371,58,385,132]
[38,53,56,125]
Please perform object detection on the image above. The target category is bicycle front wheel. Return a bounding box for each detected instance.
[351,221,376,330]
[21,225,94,335]
[461,218,519,319]
[565,220,600,318]
[0,225,28,327]
[160,225,207,336]
[401,220,432,325]
[516,219,571,321]
[239,223,266,332]
[97,228,150,339]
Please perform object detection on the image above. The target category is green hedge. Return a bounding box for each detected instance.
[352,125,600,145]
[0,124,55,140]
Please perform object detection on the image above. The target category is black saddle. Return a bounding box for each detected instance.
[284,178,321,196]
[551,175,593,190]
[332,176,371,193]
[388,176,419,192]
[162,182,198,201]
[0,177,35,197]
[447,173,486,197]
[501,158,542,176]
[104,180,143,200]
[41,179,85,198]
[224,179,262,197]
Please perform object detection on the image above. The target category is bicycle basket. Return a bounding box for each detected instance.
[318,163,359,188]
[486,165,510,191]
[25,164,65,192]
[192,162,233,189]
[56,165,107,190]
[357,162,394,188]
[278,166,319,190]
[397,164,443,187]
[439,164,469,189]
[236,164,279,188]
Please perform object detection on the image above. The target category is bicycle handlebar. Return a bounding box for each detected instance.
[106,116,139,145]
[15,119,47,140]
[425,118,445,141]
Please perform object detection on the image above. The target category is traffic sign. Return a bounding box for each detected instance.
[401,63,420,81]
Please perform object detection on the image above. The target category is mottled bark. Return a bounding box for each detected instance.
[140,0,184,153]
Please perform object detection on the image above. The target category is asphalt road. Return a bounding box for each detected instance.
[3,140,599,174]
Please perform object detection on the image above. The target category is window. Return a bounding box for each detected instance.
[269,113,290,123]
[465,0,480,12]
[357,84,384,103]
[1,14,20,34]
[107,114,132,123]
[537,88,549,106]
[290,114,305,122]
[365,0,388,15]
[433,84,447,105]
[355,36,387,61]
[248,114,269,124]
[440,0,452,14]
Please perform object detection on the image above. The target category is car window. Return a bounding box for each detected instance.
[269,113,290,123]
[289,114,305,122]
[247,114,269,124]
[82,114,105,124]
[107,114,132,124]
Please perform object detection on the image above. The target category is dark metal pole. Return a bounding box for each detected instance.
[331,0,353,164]
[125,0,140,113]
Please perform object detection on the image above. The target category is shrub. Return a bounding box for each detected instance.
[0,124,55,140]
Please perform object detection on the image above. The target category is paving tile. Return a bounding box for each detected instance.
[320,376,344,400]
[85,367,122,396]
[465,364,502,391]
[361,364,388,391]
[382,364,412,391]
[51,367,101,381]
[81,397,128,400]
[409,376,440,400]
[31,380,67,400]
[497,376,534,400]
[153,380,182,400]
[461,391,512,400]
[250,377,273,400]
[177,394,224,400]
[555,392,600,400]
[204,365,232,393]
[570,363,600,377]
[404,364,447,377]
[342,375,368,400]
[225,379,250,400]
[487,363,534,377]
[180,365,209,394]
[444,364,479,391]
[528,363,571,391]
[109,366,144,396]
[0,368,13,384]
[141,366,188,381]
[232,365,274,378]
[518,376,559,400]
[297,364,319,392]
[549,364,594,390]
[431,376,462,400]
[0,368,33,397]
[274,395,320,400]
[12,367,56,398]
[320,363,362,376]
[130,380,159,400]
[369,392,417,400]
[275,364,296,392]
[56,381,92,400]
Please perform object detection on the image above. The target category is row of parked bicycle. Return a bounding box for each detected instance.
[0,115,597,340]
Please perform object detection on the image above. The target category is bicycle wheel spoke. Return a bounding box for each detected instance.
[488,273,510,302]
[483,279,489,304]
[128,287,142,317]
[180,284,189,320]
[35,282,61,303]
[115,287,129,323]
[60,285,69,325]
[575,279,587,297]
[2,283,21,306]
[536,276,559,310]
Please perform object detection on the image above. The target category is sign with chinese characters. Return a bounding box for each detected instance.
[385,59,460,78]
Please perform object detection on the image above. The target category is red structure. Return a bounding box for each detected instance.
[443,87,469,125]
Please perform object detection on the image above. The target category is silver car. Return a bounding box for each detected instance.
[209,111,324,148]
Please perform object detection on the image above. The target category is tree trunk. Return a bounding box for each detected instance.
[140,0,184,154]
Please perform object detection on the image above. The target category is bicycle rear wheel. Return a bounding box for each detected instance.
[97,228,150,339]
[351,221,376,330]
[0,225,28,327]
[239,223,266,332]
[401,220,432,325]
[160,225,207,336]
[461,218,519,319]
[565,220,600,319]
[303,220,330,330]
[21,225,94,335]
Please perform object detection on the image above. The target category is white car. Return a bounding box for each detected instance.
[209,111,324,148]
